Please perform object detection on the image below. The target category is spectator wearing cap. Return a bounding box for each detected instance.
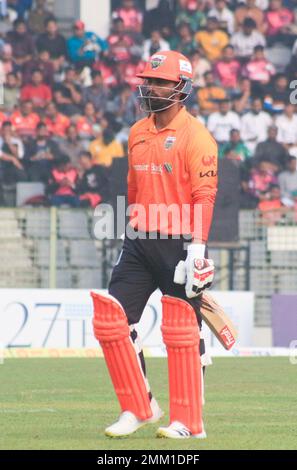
[112,0,143,34]
[67,20,108,67]
[21,68,52,110]
[170,22,198,57]
[10,100,40,138]
[24,122,60,183]
[265,0,295,47]
[82,70,108,116]
[44,102,70,139]
[207,99,241,144]
[28,0,55,35]
[36,17,67,71]
[243,45,275,87]
[58,124,86,167]
[275,103,297,151]
[214,45,241,90]
[22,49,55,87]
[197,70,227,115]
[254,125,290,168]
[175,0,206,33]
[195,16,229,62]
[6,18,35,66]
[142,29,170,61]
[3,72,20,112]
[231,17,266,61]
[235,0,265,34]
[241,97,273,153]
[208,0,235,35]
[0,120,26,185]
[190,48,211,88]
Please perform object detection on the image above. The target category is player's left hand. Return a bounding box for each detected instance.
[174,244,214,298]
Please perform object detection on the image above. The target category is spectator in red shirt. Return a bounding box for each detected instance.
[108,17,135,63]
[47,154,79,207]
[265,0,295,47]
[214,45,241,90]
[44,102,70,139]
[6,18,35,66]
[21,68,52,110]
[10,100,40,138]
[112,0,143,34]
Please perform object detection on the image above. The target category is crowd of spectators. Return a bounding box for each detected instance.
[0,0,296,214]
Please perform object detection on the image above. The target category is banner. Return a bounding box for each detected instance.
[271,294,297,347]
[0,289,254,356]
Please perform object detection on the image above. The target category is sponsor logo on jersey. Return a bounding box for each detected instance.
[202,155,216,166]
[164,162,173,173]
[151,163,163,174]
[199,170,217,178]
[133,164,149,172]
[164,136,176,149]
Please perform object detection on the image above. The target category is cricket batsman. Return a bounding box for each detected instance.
[91,50,218,439]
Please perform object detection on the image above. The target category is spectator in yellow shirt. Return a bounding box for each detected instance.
[89,125,125,167]
[197,71,227,115]
[195,16,229,62]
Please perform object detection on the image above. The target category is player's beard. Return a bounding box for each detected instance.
[147,96,169,112]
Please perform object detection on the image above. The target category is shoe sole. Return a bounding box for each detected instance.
[105,410,164,438]
[156,428,207,440]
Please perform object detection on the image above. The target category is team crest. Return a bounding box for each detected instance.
[164,136,176,150]
[150,54,166,69]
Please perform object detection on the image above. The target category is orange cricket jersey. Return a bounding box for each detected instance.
[127,106,218,242]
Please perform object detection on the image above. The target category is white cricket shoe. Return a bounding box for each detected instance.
[105,397,164,438]
[156,420,207,439]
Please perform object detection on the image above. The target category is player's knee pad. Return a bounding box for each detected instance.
[91,292,152,421]
[161,295,203,434]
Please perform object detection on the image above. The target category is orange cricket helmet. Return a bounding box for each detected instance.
[136,50,193,113]
[136,50,193,82]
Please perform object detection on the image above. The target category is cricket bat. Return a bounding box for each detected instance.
[200,292,238,350]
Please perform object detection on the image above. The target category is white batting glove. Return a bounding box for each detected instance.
[174,244,214,298]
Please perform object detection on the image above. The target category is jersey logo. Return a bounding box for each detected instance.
[164,136,176,149]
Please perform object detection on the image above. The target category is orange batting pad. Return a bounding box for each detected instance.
[91,292,152,421]
[161,295,203,434]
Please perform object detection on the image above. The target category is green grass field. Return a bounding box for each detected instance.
[0,357,296,450]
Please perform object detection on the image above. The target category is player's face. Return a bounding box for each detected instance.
[139,78,180,112]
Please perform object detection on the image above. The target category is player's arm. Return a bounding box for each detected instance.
[174,128,218,298]
[127,133,137,206]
